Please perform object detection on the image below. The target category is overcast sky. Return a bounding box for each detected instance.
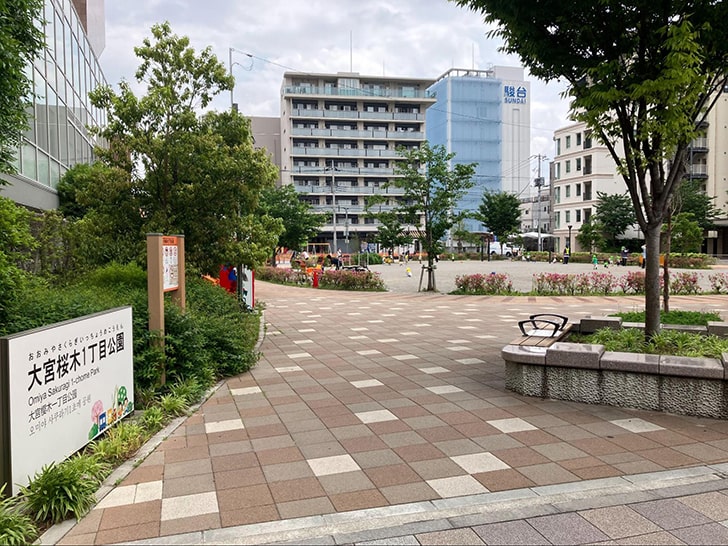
[101,0,571,176]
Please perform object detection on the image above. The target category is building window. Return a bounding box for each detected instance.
[584,208,592,222]
[576,183,581,197]
[576,158,582,171]
[566,135,571,149]
[556,138,561,155]
[565,160,571,173]
[576,209,581,222]
[555,163,561,179]
[565,185,571,198]
[555,186,561,203]
[565,210,571,223]
[555,211,560,229]
[576,133,582,146]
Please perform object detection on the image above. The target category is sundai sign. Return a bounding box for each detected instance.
[0,307,134,495]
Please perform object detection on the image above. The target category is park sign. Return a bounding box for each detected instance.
[0,307,134,495]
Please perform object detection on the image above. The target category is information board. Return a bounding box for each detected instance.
[2,307,134,495]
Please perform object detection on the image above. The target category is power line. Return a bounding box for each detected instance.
[231,49,563,138]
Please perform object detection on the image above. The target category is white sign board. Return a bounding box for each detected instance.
[240,266,254,309]
[2,307,134,495]
[163,236,179,291]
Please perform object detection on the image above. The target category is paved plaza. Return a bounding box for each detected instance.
[47,272,728,545]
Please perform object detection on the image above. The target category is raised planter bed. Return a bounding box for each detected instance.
[502,317,728,419]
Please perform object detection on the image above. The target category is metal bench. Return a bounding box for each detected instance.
[511,313,572,347]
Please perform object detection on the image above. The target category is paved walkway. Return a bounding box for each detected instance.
[47,282,728,545]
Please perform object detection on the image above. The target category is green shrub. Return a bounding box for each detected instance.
[158,394,188,417]
[452,273,513,294]
[20,455,107,523]
[140,406,167,433]
[83,262,147,290]
[611,310,721,326]
[318,269,386,291]
[90,422,147,465]
[575,328,728,358]
[1,269,260,394]
[0,485,38,545]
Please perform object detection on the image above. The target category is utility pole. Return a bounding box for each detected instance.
[330,160,337,254]
[534,154,547,252]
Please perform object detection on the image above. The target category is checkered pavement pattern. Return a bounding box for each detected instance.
[56,284,728,545]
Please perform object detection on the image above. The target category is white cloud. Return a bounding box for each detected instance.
[100,0,571,169]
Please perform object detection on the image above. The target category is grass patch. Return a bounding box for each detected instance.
[571,328,728,358]
[610,310,721,326]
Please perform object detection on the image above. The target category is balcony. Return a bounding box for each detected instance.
[688,137,709,153]
[292,127,424,140]
[684,164,708,179]
[293,183,405,196]
[290,165,396,176]
[284,85,436,100]
[291,109,427,122]
[291,146,401,159]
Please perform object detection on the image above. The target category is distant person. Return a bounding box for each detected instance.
[592,254,598,269]
[218,264,230,291]
[641,245,646,269]
[227,266,238,294]
[620,246,629,266]
[563,247,570,265]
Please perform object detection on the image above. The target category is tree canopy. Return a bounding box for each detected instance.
[369,143,475,291]
[473,190,521,254]
[0,0,45,174]
[259,184,326,266]
[71,22,282,272]
[594,192,637,250]
[453,0,728,336]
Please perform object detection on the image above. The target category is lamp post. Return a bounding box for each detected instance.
[328,161,338,253]
[228,47,251,109]
[567,224,573,255]
[342,206,350,251]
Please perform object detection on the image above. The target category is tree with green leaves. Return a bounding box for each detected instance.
[453,0,728,337]
[259,184,326,266]
[575,217,605,253]
[0,0,45,174]
[594,192,636,250]
[371,210,413,257]
[676,179,722,231]
[669,212,703,254]
[368,143,475,291]
[472,190,521,255]
[82,23,281,272]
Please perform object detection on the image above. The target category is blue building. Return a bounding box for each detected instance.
[426,67,531,238]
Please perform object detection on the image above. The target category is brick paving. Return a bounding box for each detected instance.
[49,279,728,545]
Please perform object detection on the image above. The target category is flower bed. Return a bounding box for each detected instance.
[453,272,513,295]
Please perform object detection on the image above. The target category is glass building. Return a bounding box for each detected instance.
[1,0,107,211]
[426,67,531,235]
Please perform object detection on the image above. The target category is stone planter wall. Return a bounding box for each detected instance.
[502,318,728,419]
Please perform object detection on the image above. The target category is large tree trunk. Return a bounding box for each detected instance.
[644,224,663,338]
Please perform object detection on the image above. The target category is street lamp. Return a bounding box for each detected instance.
[327,161,339,253]
[567,224,573,255]
[228,47,252,108]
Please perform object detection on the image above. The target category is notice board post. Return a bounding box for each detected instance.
[147,234,185,386]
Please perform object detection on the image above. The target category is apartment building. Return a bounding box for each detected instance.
[278,71,436,253]
[1,0,107,211]
[552,88,728,256]
[551,122,629,253]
